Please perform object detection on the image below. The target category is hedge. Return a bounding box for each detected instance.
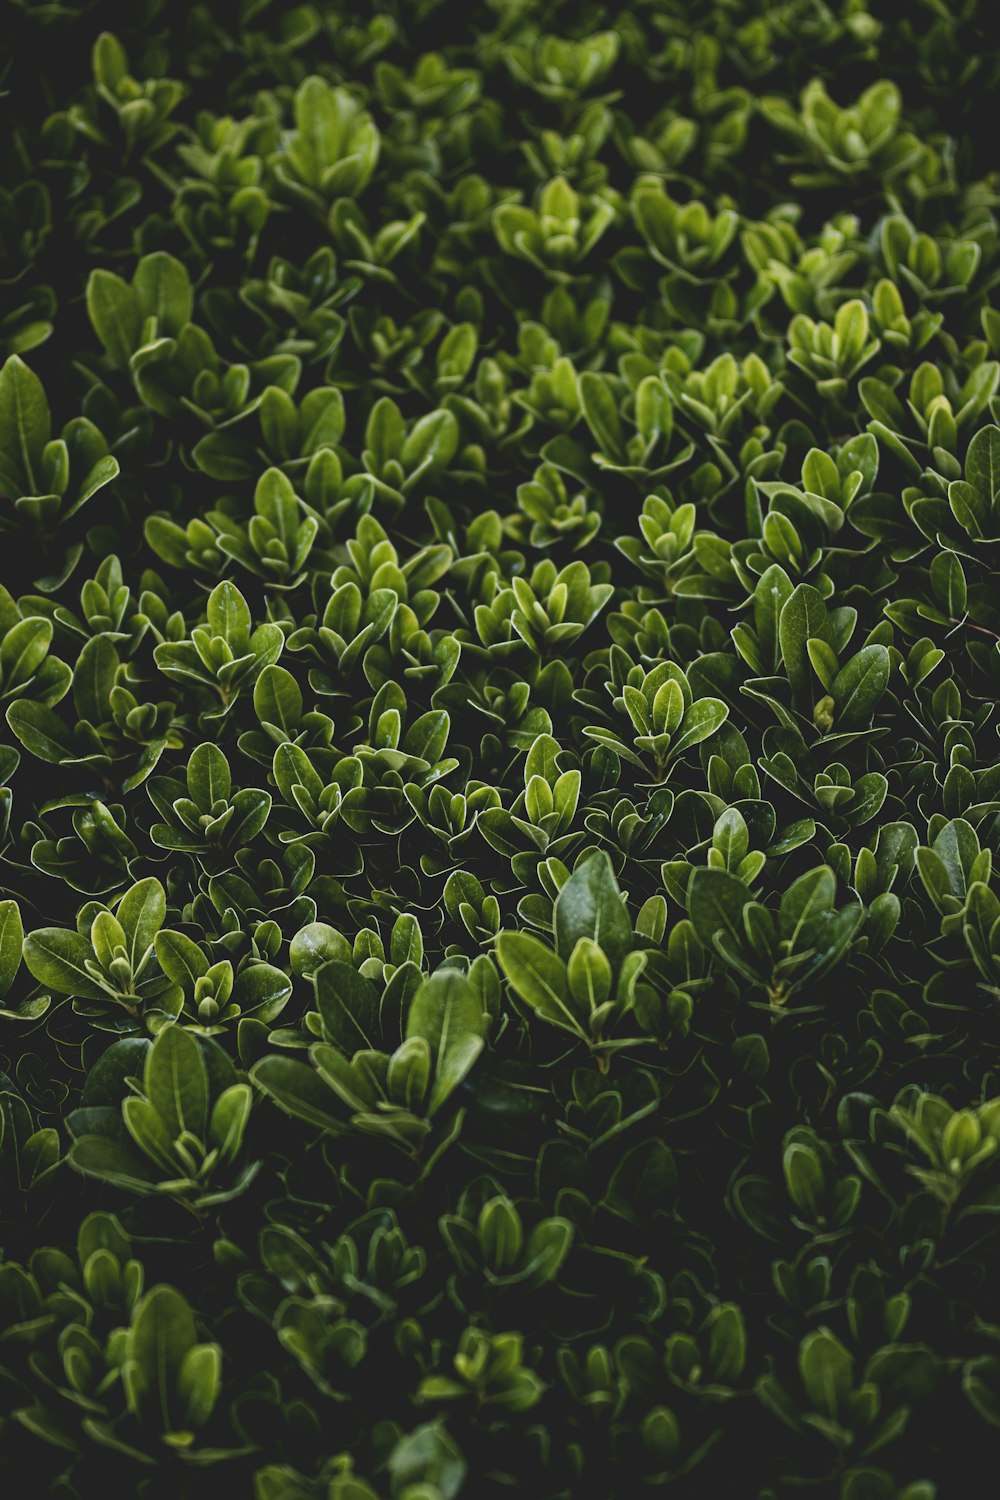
[2,2,1000,1497]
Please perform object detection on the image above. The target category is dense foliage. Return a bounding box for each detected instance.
[2,0,1000,1495]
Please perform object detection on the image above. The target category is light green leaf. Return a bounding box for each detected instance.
[966,423,1000,503]
[86,269,141,368]
[496,932,581,1036]
[0,899,23,997]
[579,372,625,461]
[831,644,890,729]
[554,853,632,973]
[144,1025,209,1140]
[22,928,108,1000]
[117,879,167,971]
[0,355,51,495]
[251,1055,344,1132]
[124,1284,198,1431]
[406,970,485,1114]
[155,930,209,988]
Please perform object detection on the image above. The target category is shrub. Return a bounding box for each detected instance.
[2,1,1000,1495]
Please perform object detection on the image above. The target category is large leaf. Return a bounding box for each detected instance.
[144,1025,209,1140]
[124,1284,199,1432]
[251,1055,344,1132]
[830,644,890,729]
[778,584,831,700]
[314,961,381,1052]
[778,866,837,949]
[688,869,749,953]
[967,423,1000,503]
[406,970,485,1113]
[0,900,23,998]
[0,355,51,494]
[69,1136,156,1192]
[86,269,141,368]
[554,853,632,973]
[496,932,581,1036]
[22,928,108,1000]
[117,879,167,971]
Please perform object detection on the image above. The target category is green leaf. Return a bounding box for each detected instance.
[830,644,890,729]
[69,1136,156,1192]
[22,928,108,1000]
[133,253,193,334]
[289,923,351,978]
[406,970,485,1113]
[73,636,118,725]
[496,932,581,1036]
[188,742,231,810]
[366,397,404,469]
[123,1096,181,1173]
[671,698,729,758]
[707,1305,746,1383]
[155,930,209,988]
[206,581,251,650]
[799,1328,852,1419]
[6,701,78,763]
[117,879,167,971]
[779,866,837,948]
[779,584,831,700]
[93,31,129,89]
[254,665,302,733]
[124,1284,199,1432]
[233,963,290,1016]
[635,376,671,448]
[80,1038,152,1107]
[176,1342,221,1430]
[251,1055,344,1132]
[403,710,450,765]
[401,410,459,475]
[1,616,52,690]
[0,355,51,495]
[0,899,23,997]
[144,1025,208,1140]
[783,1143,824,1218]
[566,936,612,1014]
[966,423,1000,503]
[86,269,141,368]
[579,372,626,462]
[554,853,632,973]
[292,76,350,180]
[209,1084,252,1164]
[273,741,323,807]
[689,869,748,953]
[314,962,381,1052]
